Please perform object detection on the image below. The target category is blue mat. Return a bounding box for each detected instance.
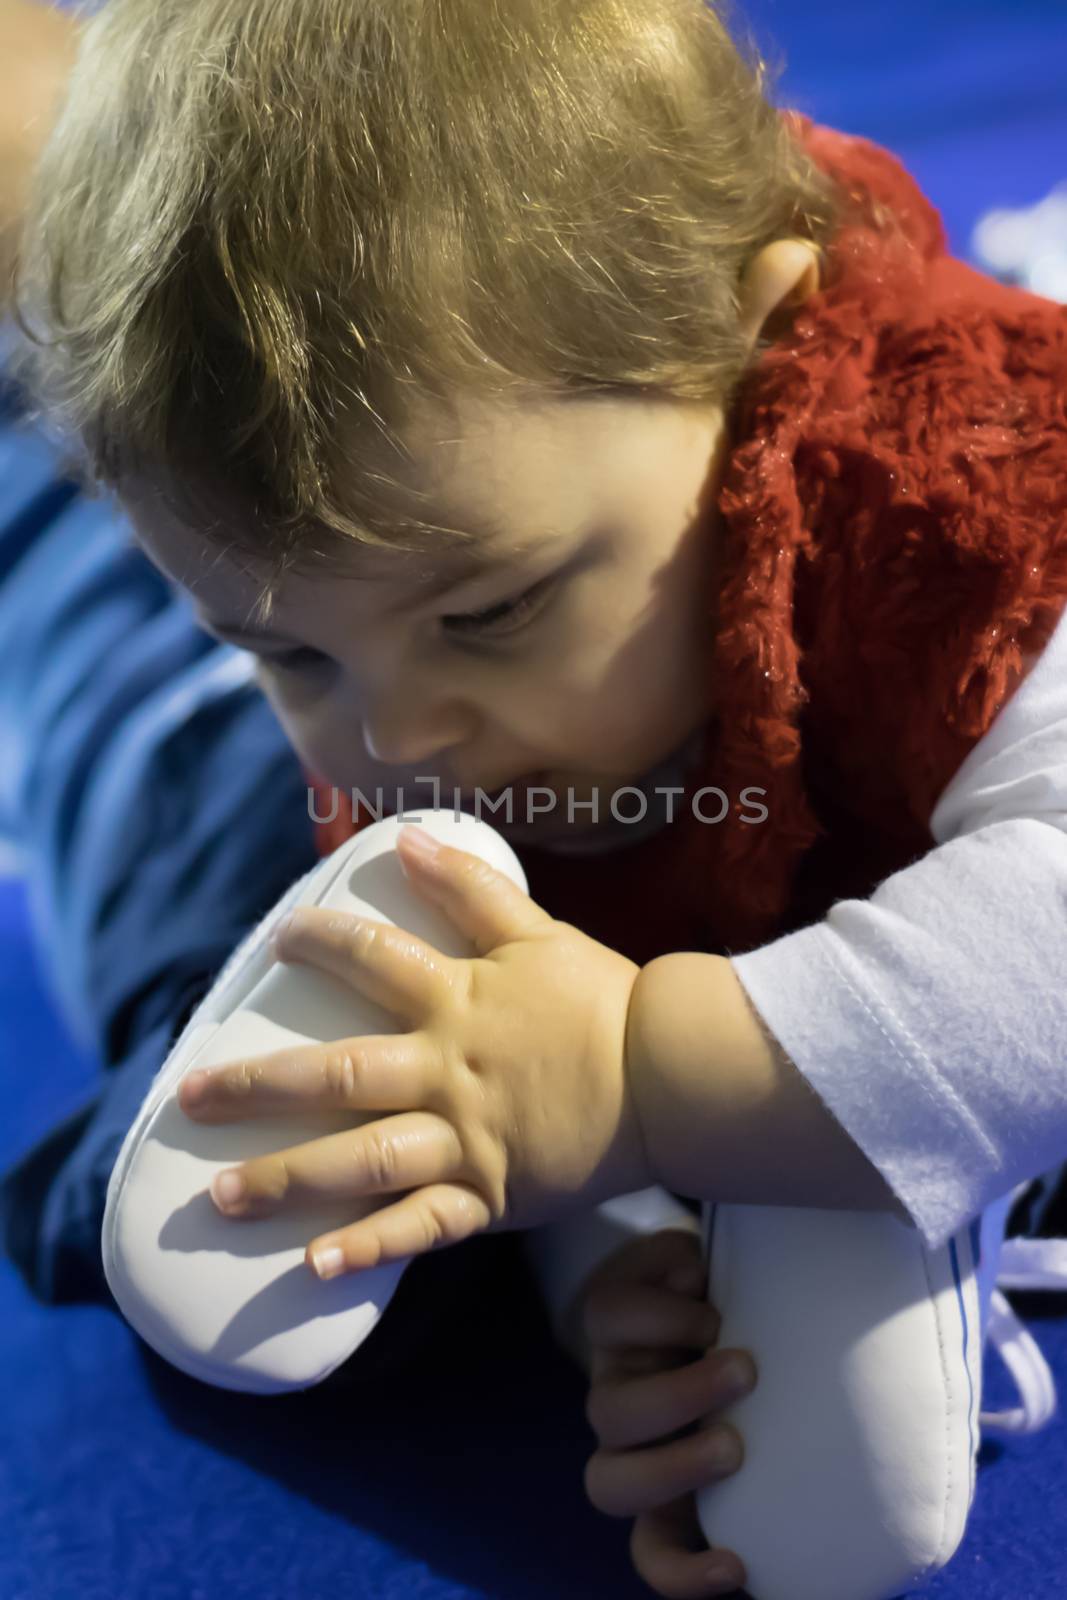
[4,2,1067,1596]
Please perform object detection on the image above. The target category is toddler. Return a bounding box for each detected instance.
[6,1,1067,1595]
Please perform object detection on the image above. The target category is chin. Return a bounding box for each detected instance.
[495,774,616,843]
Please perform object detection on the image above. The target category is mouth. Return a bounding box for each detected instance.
[458,770,553,808]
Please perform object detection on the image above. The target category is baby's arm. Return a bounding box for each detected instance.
[626,955,911,1218]
[628,603,1067,1254]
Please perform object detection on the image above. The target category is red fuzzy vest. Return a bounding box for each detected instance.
[305,117,1067,968]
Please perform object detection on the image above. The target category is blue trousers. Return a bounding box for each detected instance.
[0,362,318,1303]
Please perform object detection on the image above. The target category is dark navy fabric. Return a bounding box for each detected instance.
[0,365,319,1303]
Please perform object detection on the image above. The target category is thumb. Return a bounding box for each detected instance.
[394,823,553,952]
[592,1226,706,1293]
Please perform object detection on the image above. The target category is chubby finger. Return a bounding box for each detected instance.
[208,1111,460,1215]
[587,1348,758,1451]
[306,1180,492,1279]
[592,1347,697,1389]
[631,1494,747,1600]
[179,1032,431,1121]
[584,1279,721,1356]
[584,1419,744,1519]
[396,824,554,953]
[272,907,454,1024]
[586,1227,707,1295]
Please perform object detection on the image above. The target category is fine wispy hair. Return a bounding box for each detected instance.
[8,0,844,613]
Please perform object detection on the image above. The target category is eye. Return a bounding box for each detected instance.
[441,573,558,641]
[259,646,332,674]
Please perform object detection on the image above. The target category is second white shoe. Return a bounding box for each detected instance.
[694,1186,1067,1600]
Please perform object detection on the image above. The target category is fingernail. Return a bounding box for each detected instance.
[704,1425,742,1471]
[212,1170,246,1207]
[312,1246,346,1280]
[398,825,440,861]
[704,1555,744,1591]
[181,1070,209,1105]
[717,1356,756,1398]
[270,910,294,949]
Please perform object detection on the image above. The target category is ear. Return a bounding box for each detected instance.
[737,239,822,347]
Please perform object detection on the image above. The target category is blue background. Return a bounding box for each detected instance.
[2,3,1066,1598]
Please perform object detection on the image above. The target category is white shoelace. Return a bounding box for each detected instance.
[979,1180,1067,1436]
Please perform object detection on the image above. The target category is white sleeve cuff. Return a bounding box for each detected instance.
[729,921,1003,1253]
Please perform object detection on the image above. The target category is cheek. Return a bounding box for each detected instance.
[255,670,339,774]
[569,620,710,767]
[573,603,694,716]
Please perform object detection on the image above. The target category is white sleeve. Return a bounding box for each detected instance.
[728,602,1067,1253]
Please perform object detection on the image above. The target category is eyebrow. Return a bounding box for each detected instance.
[197,564,493,643]
[197,527,572,642]
[198,616,299,645]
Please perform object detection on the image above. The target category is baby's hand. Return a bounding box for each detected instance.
[581,1229,756,1600]
[175,824,651,1282]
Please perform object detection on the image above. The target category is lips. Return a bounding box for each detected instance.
[486,770,553,801]
[454,770,553,810]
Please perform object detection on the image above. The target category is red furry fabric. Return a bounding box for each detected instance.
[304,118,1067,968]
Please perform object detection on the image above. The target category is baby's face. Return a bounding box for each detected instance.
[122,390,728,846]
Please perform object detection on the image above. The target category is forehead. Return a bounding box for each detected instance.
[121,488,484,631]
[120,389,679,619]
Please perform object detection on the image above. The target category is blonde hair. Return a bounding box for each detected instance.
[9,0,844,606]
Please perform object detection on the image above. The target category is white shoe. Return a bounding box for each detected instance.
[101,808,527,1394]
[695,1187,1067,1600]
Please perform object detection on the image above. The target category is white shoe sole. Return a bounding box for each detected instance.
[101,808,526,1393]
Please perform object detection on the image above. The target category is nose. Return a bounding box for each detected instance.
[360,683,477,769]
